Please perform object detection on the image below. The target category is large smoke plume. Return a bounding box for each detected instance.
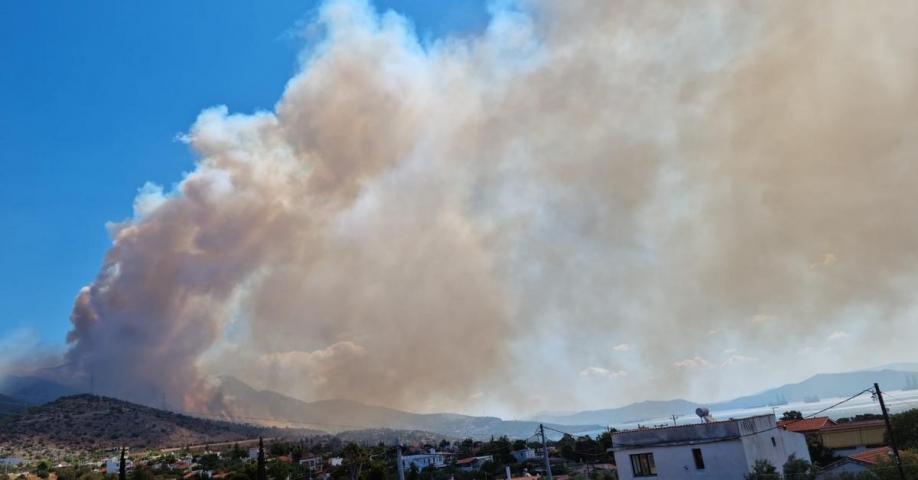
[63,0,918,415]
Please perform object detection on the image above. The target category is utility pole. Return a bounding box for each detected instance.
[874,383,906,480]
[671,414,679,426]
[539,424,553,480]
[396,438,405,480]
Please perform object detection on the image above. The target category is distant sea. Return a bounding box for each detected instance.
[564,387,918,439]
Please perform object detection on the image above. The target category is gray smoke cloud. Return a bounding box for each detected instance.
[63,0,918,416]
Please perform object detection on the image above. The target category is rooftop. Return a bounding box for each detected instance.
[611,414,779,449]
[777,417,835,433]
[821,420,886,431]
[849,447,892,465]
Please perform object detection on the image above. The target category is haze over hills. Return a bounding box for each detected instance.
[0,393,28,418]
[216,375,601,438]
[529,368,918,426]
[0,375,81,405]
[4,367,916,437]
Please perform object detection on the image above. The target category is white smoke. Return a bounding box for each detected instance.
[61,0,918,415]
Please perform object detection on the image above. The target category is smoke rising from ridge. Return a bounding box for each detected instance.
[63,0,918,415]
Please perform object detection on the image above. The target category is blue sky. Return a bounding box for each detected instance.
[0,0,488,350]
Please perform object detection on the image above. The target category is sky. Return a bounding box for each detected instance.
[0,0,487,349]
[2,1,918,420]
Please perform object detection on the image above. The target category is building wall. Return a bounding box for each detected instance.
[820,425,886,449]
[512,449,536,462]
[613,442,748,480]
[612,415,811,480]
[402,454,445,470]
[741,420,811,471]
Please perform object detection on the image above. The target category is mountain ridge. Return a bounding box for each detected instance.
[0,394,323,459]
[528,368,918,425]
[6,365,917,435]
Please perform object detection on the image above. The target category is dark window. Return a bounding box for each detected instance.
[771,437,777,447]
[630,453,657,477]
[692,448,705,470]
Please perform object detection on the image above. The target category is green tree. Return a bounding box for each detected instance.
[406,464,420,480]
[130,469,153,480]
[257,438,267,480]
[342,442,366,480]
[366,461,387,480]
[805,435,837,467]
[869,453,918,480]
[782,453,815,480]
[56,468,78,480]
[199,454,221,471]
[836,414,883,424]
[231,443,246,460]
[781,411,804,421]
[889,407,918,450]
[267,460,298,480]
[744,459,780,480]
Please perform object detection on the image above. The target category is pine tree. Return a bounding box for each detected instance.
[257,437,267,480]
[119,447,127,480]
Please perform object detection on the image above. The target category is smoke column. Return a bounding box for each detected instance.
[64,0,918,414]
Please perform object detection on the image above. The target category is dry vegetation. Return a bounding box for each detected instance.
[0,395,320,460]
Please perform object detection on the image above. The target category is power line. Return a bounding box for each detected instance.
[878,391,918,411]
[604,387,874,449]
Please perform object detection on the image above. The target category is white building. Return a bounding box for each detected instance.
[401,452,447,471]
[610,414,810,480]
[328,458,343,467]
[299,455,320,471]
[511,449,537,463]
[248,449,259,461]
[105,458,134,474]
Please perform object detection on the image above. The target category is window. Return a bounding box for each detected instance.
[630,453,657,477]
[692,448,705,470]
[771,436,777,447]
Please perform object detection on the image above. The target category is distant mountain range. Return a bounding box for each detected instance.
[3,365,916,438]
[0,393,29,418]
[528,368,918,426]
[0,375,81,405]
[215,375,601,438]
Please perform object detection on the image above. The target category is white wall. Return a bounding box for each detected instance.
[612,415,812,480]
[614,442,748,480]
[740,425,811,472]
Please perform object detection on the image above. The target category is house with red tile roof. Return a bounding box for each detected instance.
[818,447,892,477]
[777,417,836,434]
[456,455,493,472]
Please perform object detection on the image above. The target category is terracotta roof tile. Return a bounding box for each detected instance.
[849,447,892,465]
[777,417,836,432]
